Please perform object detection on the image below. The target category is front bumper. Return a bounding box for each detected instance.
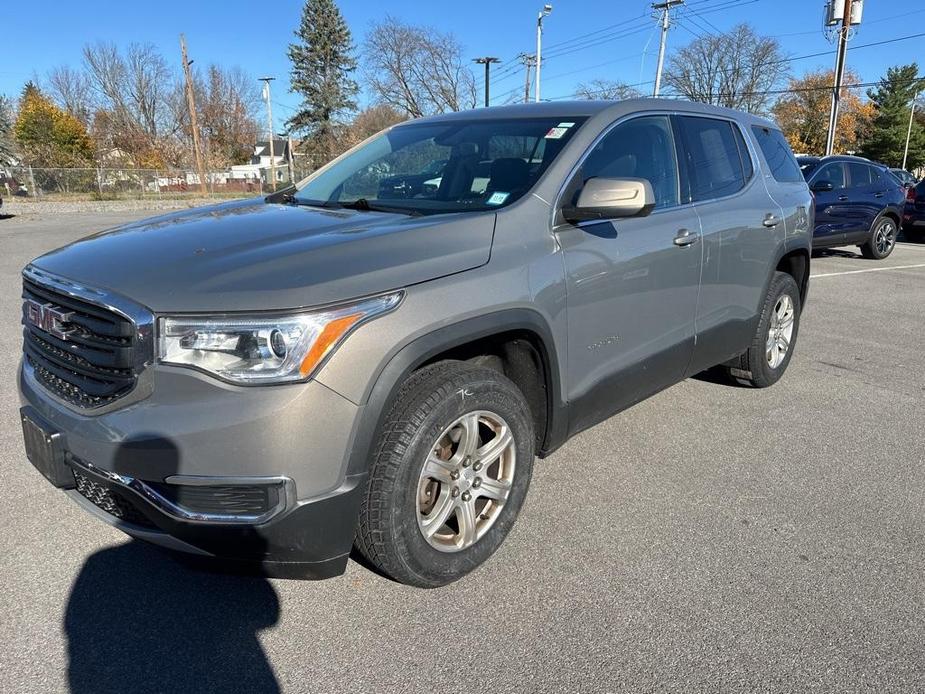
[19,360,368,579]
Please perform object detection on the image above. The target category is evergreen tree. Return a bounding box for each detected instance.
[863,64,925,169]
[286,0,358,164]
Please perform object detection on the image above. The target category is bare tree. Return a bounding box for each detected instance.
[47,66,93,124]
[364,17,477,117]
[198,65,261,166]
[82,41,178,165]
[574,79,642,101]
[665,24,789,114]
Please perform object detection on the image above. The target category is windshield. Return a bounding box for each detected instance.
[293,117,587,215]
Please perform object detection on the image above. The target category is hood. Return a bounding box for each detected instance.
[31,198,496,312]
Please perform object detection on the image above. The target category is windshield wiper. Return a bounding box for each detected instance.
[336,198,422,216]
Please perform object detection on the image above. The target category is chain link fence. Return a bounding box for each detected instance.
[0,167,309,201]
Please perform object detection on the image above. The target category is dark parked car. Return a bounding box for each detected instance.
[798,155,906,259]
[903,179,925,242]
[890,168,917,188]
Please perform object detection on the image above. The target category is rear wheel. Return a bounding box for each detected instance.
[355,361,534,587]
[860,217,897,259]
[727,271,801,388]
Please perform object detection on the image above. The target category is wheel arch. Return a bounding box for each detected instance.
[343,309,566,479]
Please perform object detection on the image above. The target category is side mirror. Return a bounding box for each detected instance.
[563,177,656,224]
[811,180,834,193]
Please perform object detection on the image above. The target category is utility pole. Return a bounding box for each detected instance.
[473,57,501,107]
[520,54,537,104]
[902,91,919,172]
[824,0,863,156]
[259,77,277,192]
[286,133,296,184]
[652,0,683,98]
[179,34,208,196]
[536,4,552,102]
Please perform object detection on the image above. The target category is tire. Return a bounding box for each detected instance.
[860,216,898,259]
[355,360,535,588]
[727,271,801,388]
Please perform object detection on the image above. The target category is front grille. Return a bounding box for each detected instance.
[22,277,138,409]
[72,469,157,529]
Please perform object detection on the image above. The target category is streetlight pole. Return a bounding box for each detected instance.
[535,4,552,103]
[652,0,683,98]
[259,76,277,192]
[473,57,501,107]
[902,92,918,172]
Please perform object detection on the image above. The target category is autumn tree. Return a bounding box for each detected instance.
[287,0,358,164]
[13,82,94,167]
[862,64,925,169]
[665,24,788,113]
[364,17,477,118]
[341,104,406,150]
[772,69,873,155]
[574,80,642,101]
[194,65,261,166]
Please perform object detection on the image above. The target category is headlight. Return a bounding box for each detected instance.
[158,292,402,384]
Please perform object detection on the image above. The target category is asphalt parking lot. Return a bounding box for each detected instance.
[1,210,923,693]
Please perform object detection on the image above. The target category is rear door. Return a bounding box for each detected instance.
[844,162,880,238]
[750,125,813,243]
[672,115,780,374]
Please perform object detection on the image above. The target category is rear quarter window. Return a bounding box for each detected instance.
[751,126,803,183]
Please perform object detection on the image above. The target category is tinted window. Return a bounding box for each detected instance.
[734,125,754,180]
[580,115,679,209]
[814,163,845,190]
[676,116,747,202]
[751,126,803,183]
[847,162,872,188]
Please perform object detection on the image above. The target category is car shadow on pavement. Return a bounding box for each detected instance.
[64,540,281,694]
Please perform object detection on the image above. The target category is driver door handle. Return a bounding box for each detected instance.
[673,228,698,246]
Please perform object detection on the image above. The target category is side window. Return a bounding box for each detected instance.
[579,115,679,209]
[751,126,803,183]
[814,163,845,190]
[847,162,872,188]
[676,116,747,202]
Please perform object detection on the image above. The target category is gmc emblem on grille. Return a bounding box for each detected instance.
[24,299,75,340]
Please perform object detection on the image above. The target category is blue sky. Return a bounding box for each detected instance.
[1,0,922,133]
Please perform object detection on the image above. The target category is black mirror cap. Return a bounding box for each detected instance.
[562,201,656,224]
[811,180,834,193]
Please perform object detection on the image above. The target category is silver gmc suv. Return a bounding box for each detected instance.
[18,101,812,587]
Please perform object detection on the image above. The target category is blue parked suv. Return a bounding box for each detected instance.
[798,155,906,259]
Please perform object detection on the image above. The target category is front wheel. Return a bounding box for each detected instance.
[355,361,535,587]
[727,271,801,388]
[860,217,897,259]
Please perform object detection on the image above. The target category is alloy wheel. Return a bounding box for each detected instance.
[875,220,896,256]
[766,294,795,369]
[416,410,516,553]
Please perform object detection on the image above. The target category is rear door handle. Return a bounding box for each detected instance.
[762,214,780,228]
[873,192,884,198]
[838,195,849,201]
[673,228,698,246]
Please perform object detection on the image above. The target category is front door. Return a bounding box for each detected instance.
[811,162,851,245]
[556,115,702,436]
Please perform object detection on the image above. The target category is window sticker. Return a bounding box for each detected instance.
[545,127,569,140]
[486,191,509,205]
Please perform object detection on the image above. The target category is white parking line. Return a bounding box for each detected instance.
[811,263,925,279]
